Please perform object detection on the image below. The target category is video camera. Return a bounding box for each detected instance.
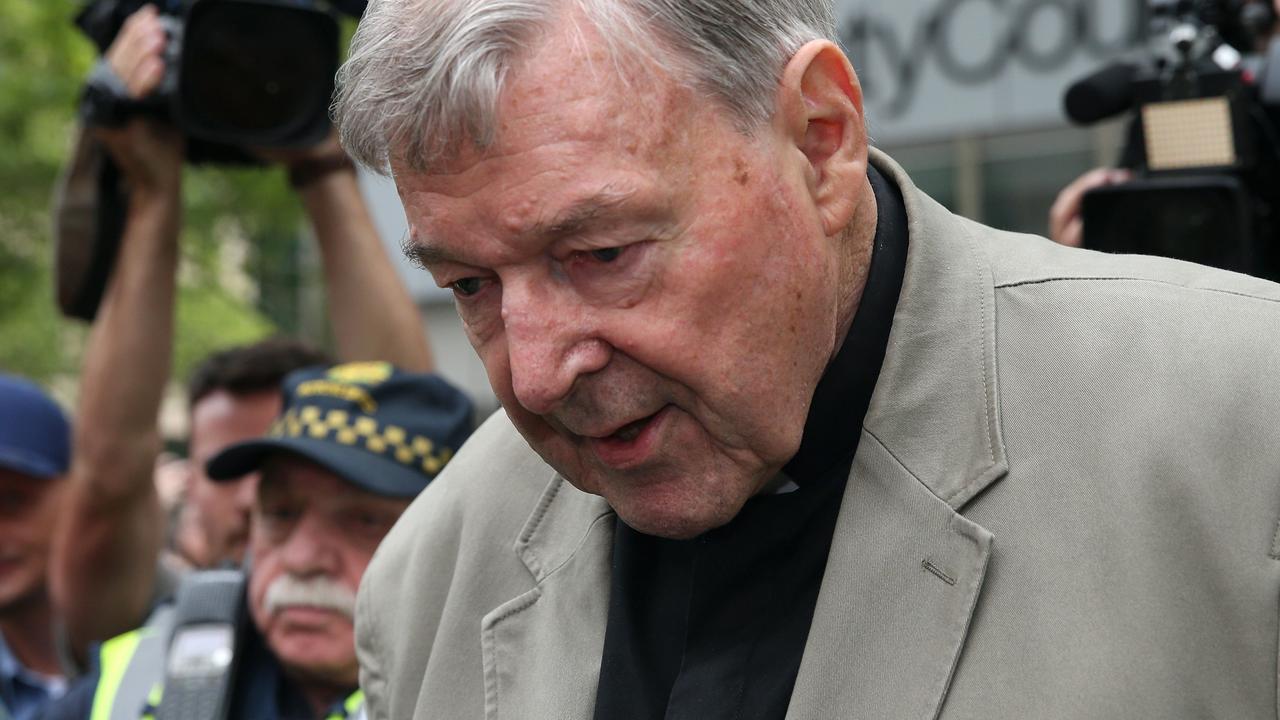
[55,0,367,322]
[1064,0,1280,281]
[76,0,369,160]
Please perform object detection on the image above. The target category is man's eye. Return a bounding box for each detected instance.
[352,511,393,532]
[452,277,483,296]
[257,506,299,529]
[264,506,296,520]
[589,247,623,263]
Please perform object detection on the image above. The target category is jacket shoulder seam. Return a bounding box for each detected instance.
[995,275,1280,306]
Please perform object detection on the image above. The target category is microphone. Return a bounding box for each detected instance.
[1064,62,1139,125]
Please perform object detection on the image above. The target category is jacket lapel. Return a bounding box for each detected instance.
[785,151,1008,719]
[786,432,993,719]
[479,476,615,720]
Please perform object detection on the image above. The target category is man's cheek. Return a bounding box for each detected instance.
[472,330,510,386]
[460,292,505,347]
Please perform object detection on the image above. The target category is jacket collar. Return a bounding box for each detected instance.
[783,150,1001,718]
[480,476,614,720]
[864,147,1008,509]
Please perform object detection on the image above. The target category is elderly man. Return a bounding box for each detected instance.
[336,1,1280,718]
[42,364,473,719]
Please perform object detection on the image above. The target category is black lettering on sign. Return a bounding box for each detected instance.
[1011,0,1080,72]
[839,0,1143,118]
[934,0,1008,86]
[843,14,922,117]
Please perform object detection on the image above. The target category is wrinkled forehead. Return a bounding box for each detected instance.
[396,10,703,181]
[390,91,705,252]
[256,454,408,509]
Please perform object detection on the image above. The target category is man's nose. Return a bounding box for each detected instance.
[280,510,340,576]
[501,280,610,415]
[233,472,259,512]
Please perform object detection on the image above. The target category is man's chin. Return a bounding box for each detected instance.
[278,651,358,690]
[607,488,744,540]
[269,631,357,685]
[543,428,765,539]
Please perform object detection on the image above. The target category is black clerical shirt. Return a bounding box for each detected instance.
[591,166,909,720]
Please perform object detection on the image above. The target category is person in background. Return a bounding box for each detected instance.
[0,376,71,720]
[49,3,436,659]
[165,339,334,573]
[41,364,473,720]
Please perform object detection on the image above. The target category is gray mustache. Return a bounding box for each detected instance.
[263,574,357,619]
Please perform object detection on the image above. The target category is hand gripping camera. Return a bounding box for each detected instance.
[76,0,359,159]
[55,0,366,321]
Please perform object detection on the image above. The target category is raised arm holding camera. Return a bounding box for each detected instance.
[50,2,434,660]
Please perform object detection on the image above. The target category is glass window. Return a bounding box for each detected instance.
[881,140,957,213]
[980,127,1095,236]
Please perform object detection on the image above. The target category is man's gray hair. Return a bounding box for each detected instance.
[334,0,836,174]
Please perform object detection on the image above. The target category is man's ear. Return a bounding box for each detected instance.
[776,40,868,236]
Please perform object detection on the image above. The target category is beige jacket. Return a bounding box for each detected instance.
[356,151,1280,719]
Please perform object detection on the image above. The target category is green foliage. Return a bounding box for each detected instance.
[173,282,276,379]
[0,0,315,389]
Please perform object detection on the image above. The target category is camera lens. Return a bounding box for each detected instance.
[178,2,337,146]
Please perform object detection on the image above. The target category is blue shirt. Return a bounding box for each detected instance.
[0,631,66,720]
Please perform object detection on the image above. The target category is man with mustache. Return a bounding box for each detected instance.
[335,0,1280,717]
[42,363,473,719]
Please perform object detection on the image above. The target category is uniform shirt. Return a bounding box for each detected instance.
[37,615,357,720]
[0,632,66,720]
[592,165,909,720]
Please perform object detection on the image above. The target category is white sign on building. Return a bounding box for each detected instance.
[839,0,1143,144]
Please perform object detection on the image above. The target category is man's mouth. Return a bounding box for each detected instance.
[611,414,656,442]
[586,406,672,469]
[277,604,345,620]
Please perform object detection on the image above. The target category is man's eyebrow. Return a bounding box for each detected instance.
[400,186,646,269]
[527,187,638,240]
[402,233,451,270]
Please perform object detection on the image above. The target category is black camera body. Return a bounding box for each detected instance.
[1065,0,1280,281]
[77,0,343,159]
[55,0,362,323]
